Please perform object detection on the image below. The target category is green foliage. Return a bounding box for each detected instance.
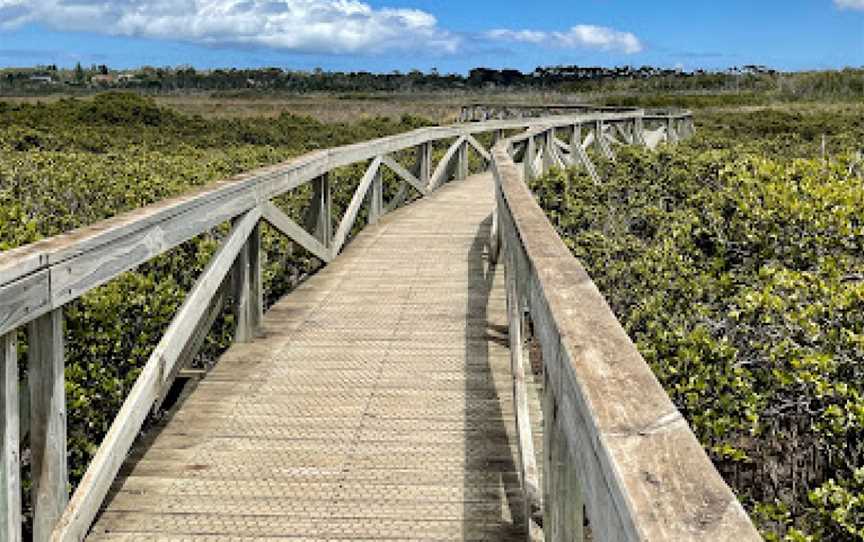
[0,93,433,531]
[530,107,864,540]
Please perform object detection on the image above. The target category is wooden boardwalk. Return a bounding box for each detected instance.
[87,172,543,541]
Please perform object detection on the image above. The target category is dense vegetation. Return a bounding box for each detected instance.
[0,93,433,534]
[6,63,862,103]
[530,105,864,540]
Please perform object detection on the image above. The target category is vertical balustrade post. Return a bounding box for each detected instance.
[456,139,468,181]
[309,173,332,248]
[543,129,556,173]
[1,332,21,542]
[418,142,432,186]
[368,166,383,225]
[570,123,581,154]
[524,135,537,181]
[28,310,67,542]
[233,217,263,343]
[635,117,645,146]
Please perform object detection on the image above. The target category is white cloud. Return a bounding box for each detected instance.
[835,0,864,10]
[0,0,460,54]
[487,24,643,54]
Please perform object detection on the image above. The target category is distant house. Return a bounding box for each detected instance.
[90,74,116,86]
[29,75,53,84]
[117,73,136,82]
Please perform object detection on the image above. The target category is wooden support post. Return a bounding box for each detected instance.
[542,129,556,173]
[368,166,383,225]
[309,173,332,248]
[506,260,541,537]
[1,333,20,542]
[543,379,556,541]
[666,117,675,143]
[558,435,584,541]
[570,124,581,155]
[456,139,468,180]
[635,117,645,146]
[27,310,67,542]
[232,220,262,343]
[524,136,537,181]
[417,143,432,186]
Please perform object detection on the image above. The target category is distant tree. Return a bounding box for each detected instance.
[74,62,85,84]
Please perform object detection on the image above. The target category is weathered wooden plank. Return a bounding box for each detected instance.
[0,269,50,338]
[52,209,261,542]
[233,220,263,343]
[368,166,384,225]
[523,136,537,182]
[261,201,332,263]
[28,310,68,542]
[1,333,21,542]
[331,156,382,257]
[492,144,760,541]
[465,134,493,164]
[429,136,467,190]
[154,278,228,413]
[380,155,428,196]
[0,112,650,333]
[505,259,541,531]
[457,140,469,180]
[304,173,332,247]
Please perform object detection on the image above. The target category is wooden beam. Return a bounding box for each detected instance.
[523,136,537,181]
[456,139,468,181]
[465,134,493,163]
[51,208,261,542]
[305,173,332,248]
[368,166,384,225]
[1,333,20,542]
[380,155,428,196]
[261,201,332,263]
[154,277,228,413]
[331,157,382,257]
[28,309,67,542]
[505,258,542,532]
[232,219,262,343]
[428,136,466,190]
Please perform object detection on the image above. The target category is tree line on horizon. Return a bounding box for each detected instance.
[1,63,862,99]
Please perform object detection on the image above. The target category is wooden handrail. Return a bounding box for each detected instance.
[490,123,760,540]
[0,107,703,541]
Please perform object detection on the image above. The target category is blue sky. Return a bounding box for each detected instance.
[0,0,861,73]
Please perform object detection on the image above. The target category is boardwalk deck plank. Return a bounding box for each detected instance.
[88,172,536,541]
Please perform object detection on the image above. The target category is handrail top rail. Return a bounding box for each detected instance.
[0,110,644,289]
[461,102,693,120]
[490,136,759,540]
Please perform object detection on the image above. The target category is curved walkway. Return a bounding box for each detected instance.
[87,172,542,541]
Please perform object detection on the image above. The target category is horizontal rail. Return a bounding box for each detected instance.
[0,105,703,541]
[491,125,759,540]
[0,111,648,338]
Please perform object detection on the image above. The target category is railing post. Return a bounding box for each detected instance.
[417,143,432,186]
[543,129,556,173]
[543,371,584,542]
[524,135,536,181]
[456,139,468,180]
[309,173,332,248]
[635,117,645,146]
[28,310,68,542]
[368,165,383,224]
[1,332,21,542]
[570,124,581,154]
[233,218,262,343]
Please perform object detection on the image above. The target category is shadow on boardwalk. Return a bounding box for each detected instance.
[463,213,527,541]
